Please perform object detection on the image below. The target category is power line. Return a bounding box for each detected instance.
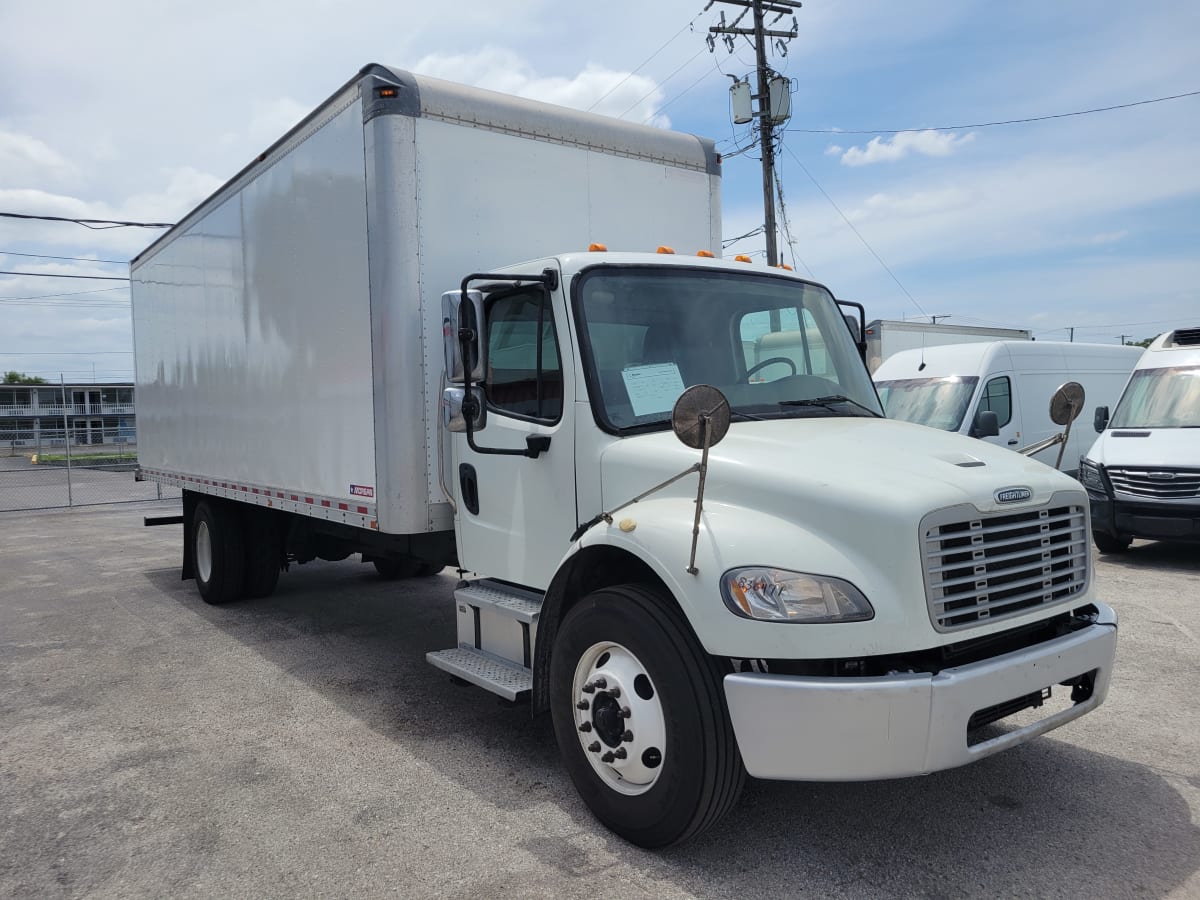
[0,270,130,281]
[782,143,929,319]
[788,89,1200,135]
[587,7,708,112]
[618,47,710,119]
[0,287,125,301]
[0,250,127,265]
[0,212,173,229]
[0,350,132,355]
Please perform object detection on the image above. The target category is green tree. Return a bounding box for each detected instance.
[1130,337,1156,349]
[3,371,47,385]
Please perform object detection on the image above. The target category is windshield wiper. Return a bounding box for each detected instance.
[779,395,883,418]
[729,410,768,422]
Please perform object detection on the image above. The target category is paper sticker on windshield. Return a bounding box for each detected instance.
[622,364,686,418]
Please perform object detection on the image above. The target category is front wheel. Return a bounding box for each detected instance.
[549,584,744,848]
[1093,530,1132,553]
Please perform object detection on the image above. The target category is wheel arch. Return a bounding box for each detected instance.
[532,543,686,715]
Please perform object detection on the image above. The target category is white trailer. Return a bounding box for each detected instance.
[132,65,1118,848]
[865,319,1031,372]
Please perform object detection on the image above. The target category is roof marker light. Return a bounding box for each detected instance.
[589,243,608,252]
[656,246,676,254]
[696,250,715,258]
[776,263,794,271]
[734,255,752,263]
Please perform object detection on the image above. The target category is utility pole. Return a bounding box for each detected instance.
[709,0,800,267]
[930,315,952,324]
[1068,327,1074,342]
[1117,334,1131,345]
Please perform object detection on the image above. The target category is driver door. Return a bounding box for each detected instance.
[450,272,578,590]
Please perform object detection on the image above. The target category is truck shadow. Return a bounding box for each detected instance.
[1099,540,1200,575]
[145,562,1200,898]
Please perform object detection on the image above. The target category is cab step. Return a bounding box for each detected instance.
[426,579,544,701]
[426,646,532,701]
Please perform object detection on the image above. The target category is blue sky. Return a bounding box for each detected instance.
[1,0,1197,381]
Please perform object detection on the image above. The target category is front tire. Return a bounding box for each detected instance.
[549,584,744,848]
[1093,530,1131,553]
[193,499,246,605]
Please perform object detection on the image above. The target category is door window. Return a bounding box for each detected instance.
[485,289,563,422]
[979,376,1012,427]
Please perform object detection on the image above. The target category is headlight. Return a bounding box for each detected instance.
[721,567,874,623]
[1079,458,1105,492]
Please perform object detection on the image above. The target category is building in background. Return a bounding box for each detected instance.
[0,383,136,452]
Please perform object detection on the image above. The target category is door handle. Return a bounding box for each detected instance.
[459,464,480,515]
[1007,440,1018,445]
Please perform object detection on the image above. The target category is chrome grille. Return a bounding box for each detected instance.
[922,500,1089,632]
[1107,467,1200,500]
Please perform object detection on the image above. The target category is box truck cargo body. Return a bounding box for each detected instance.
[874,341,1143,475]
[865,319,1031,372]
[131,66,1117,848]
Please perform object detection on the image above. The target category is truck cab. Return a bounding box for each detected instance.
[434,251,1118,847]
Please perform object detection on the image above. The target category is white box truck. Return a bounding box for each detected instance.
[873,341,1143,476]
[865,319,1031,372]
[1080,327,1200,552]
[132,65,1118,848]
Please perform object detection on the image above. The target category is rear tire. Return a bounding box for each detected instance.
[1093,530,1131,554]
[549,583,745,848]
[193,500,246,605]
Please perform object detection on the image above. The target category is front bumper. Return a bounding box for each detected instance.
[724,603,1118,781]
[1090,491,1200,542]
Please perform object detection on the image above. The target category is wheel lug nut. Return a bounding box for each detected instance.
[622,730,634,742]
[578,722,592,733]
[576,700,589,710]
[587,741,601,753]
[601,751,615,763]
[593,677,607,689]
[620,706,631,718]
[614,747,627,759]
[582,682,596,694]
[610,687,621,698]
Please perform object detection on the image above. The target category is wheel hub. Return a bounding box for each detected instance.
[572,642,667,796]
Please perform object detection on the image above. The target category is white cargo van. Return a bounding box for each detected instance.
[874,341,1142,475]
[131,65,1118,848]
[1080,327,1200,551]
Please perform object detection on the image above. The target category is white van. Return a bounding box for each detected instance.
[874,341,1143,475]
[1080,327,1200,552]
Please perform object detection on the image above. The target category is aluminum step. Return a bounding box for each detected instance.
[455,580,542,623]
[426,646,533,701]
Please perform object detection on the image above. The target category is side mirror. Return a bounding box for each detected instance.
[971,409,1000,438]
[1094,405,1110,433]
[442,385,486,433]
[441,290,486,384]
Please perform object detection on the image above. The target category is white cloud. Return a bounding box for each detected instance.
[0,130,80,186]
[839,130,975,166]
[412,48,671,127]
[825,144,843,156]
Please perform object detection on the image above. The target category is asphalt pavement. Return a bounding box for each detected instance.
[2,502,1198,898]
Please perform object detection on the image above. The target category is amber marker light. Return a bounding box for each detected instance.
[589,242,608,252]
[734,255,752,263]
[656,246,676,254]
[376,87,399,98]
[696,250,715,258]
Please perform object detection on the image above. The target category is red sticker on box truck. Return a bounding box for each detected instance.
[350,484,375,498]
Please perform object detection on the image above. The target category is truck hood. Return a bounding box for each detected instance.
[600,417,1078,523]
[1087,428,1199,468]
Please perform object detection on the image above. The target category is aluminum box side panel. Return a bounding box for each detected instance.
[132,97,377,505]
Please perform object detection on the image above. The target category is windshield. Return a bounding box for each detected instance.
[575,267,882,431]
[1110,366,1200,428]
[875,376,980,432]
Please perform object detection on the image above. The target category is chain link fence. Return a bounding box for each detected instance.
[0,425,180,512]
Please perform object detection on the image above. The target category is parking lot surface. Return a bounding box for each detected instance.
[2,502,1199,898]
